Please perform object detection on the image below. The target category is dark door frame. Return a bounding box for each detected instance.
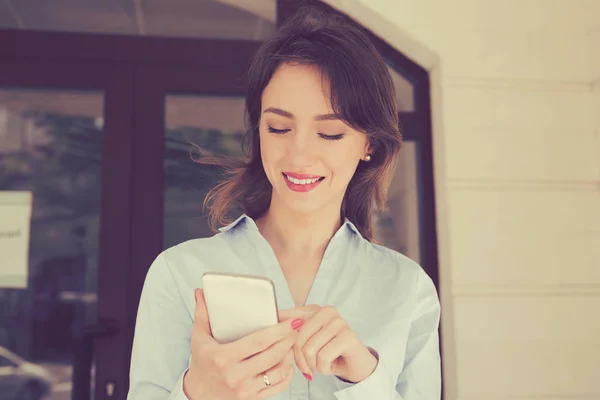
[0,0,441,395]
[0,58,135,400]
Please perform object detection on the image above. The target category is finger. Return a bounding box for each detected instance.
[279,304,321,322]
[239,350,294,397]
[254,363,295,400]
[293,343,312,381]
[225,317,303,361]
[294,306,338,377]
[316,333,349,376]
[193,289,215,343]
[296,306,339,346]
[234,333,296,381]
[302,317,347,373]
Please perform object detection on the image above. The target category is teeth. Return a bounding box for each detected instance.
[286,175,321,185]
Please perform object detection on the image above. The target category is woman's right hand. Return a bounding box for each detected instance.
[183,289,302,400]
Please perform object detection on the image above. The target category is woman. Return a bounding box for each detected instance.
[127,5,441,400]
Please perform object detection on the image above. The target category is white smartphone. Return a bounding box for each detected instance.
[201,272,279,344]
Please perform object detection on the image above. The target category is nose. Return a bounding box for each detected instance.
[286,128,318,166]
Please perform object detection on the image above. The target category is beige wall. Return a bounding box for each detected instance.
[590,0,600,194]
[326,0,600,399]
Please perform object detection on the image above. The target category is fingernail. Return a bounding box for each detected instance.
[291,318,304,330]
[194,289,199,304]
[303,373,313,381]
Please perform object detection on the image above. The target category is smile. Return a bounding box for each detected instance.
[282,172,324,192]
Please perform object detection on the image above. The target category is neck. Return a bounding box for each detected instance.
[256,198,343,259]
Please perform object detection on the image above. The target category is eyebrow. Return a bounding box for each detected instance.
[263,107,339,121]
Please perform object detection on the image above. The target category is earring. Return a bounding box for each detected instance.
[364,154,372,162]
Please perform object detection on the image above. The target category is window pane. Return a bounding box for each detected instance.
[387,64,415,112]
[0,88,104,399]
[373,141,422,264]
[163,95,245,249]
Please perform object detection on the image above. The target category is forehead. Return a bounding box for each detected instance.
[261,63,334,116]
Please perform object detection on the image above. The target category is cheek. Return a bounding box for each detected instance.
[260,132,285,168]
[326,147,360,180]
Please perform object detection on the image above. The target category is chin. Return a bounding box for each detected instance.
[278,190,339,216]
[284,200,327,215]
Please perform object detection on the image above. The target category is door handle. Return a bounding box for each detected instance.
[72,319,120,400]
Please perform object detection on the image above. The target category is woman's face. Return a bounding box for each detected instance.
[259,63,370,215]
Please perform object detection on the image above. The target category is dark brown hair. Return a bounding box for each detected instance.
[201,4,402,241]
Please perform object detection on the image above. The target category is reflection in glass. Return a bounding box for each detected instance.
[0,89,103,400]
[0,0,276,41]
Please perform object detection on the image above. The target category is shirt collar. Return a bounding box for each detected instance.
[219,213,362,239]
[342,217,361,237]
[218,214,258,233]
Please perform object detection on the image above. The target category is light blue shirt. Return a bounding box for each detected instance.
[127,214,441,400]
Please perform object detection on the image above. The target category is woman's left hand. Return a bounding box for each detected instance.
[283,305,378,384]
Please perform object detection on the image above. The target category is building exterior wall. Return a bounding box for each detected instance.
[327,0,600,398]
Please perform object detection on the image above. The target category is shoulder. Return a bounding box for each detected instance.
[356,238,423,282]
[161,233,230,268]
[145,229,248,289]
[352,237,439,307]
[159,214,257,270]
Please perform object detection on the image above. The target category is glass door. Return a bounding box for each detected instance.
[0,58,134,400]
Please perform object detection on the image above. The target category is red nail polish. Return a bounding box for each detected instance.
[303,373,313,381]
[291,318,304,330]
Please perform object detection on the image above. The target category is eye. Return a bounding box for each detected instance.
[319,133,345,141]
[267,126,290,134]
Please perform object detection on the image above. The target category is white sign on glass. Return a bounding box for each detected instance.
[0,191,33,288]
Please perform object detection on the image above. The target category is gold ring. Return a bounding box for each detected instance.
[263,373,271,386]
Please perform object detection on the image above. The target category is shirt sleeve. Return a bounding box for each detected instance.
[126,253,193,400]
[334,268,442,400]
